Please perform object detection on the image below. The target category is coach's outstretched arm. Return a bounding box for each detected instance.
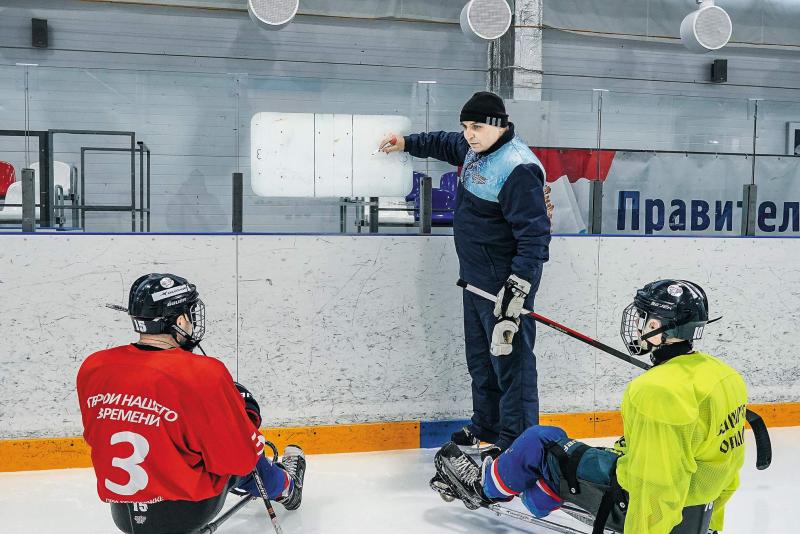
[379,131,470,167]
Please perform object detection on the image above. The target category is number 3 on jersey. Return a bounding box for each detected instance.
[105,431,150,496]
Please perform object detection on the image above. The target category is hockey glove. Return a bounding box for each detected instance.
[490,318,519,356]
[493,274,531,320]
[235,382,262,428]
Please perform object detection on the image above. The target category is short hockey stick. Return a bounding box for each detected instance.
[251,468,284,534]
[197,495,254,534]
[457,278,772,469]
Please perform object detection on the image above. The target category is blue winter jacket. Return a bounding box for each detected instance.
[404,124,550,292]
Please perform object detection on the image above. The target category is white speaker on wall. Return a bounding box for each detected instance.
[460,0,513,42]
[248,0,299,31]
[680,0,732,53]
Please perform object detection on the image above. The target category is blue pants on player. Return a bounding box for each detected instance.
[235,454,292,499]
[482,425,566,517]
[463,289,539,450]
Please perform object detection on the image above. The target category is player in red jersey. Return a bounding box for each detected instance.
[77,273,306,533]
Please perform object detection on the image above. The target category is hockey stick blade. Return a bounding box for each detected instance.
[105,303,129,313]
[745,409,772,470]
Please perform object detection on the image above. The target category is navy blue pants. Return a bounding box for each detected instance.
[462,289,539,449]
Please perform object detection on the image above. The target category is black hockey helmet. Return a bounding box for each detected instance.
[620,279,709,357]
[128,273,205,350]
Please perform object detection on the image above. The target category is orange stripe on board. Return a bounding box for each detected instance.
[261,421,420,455]
[0,421,421,472]
[746,402,800,428]
[541,411,623,438]
[0,403,798,472]
[0,436,92,472]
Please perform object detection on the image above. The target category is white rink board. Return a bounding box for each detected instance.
[250,113,413,197]
[0,235,798,439]
[0,235,238,439]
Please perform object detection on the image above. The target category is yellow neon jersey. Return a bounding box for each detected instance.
[614,351,747,533]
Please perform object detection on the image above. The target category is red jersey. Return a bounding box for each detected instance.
[77,344,261,503]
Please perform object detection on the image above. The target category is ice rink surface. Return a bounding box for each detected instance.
[1,428,795,534]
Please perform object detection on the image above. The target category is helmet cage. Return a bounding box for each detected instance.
[173,298,206,347]
[621,280,713,357]
[621,302,651,355]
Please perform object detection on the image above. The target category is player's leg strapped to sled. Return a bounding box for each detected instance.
[442,279,772,534]
[109,439,305,534]
[431,425,713,534]
[109,383,306,534]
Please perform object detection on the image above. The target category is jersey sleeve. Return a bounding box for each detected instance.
[185,363,262,478]
[403,131,470,167]
[616,389,697,534]
[498,163,551,278]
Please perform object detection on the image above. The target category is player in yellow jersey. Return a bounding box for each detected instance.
[432,279,747,534]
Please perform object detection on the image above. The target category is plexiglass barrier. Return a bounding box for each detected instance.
[1,64,798,236]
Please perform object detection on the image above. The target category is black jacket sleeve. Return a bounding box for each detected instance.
[403,131,470,167]
[497,163,551,279]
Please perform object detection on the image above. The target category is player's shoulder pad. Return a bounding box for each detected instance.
[625,366,699,425]
[190,354,231,376]
[162,352,233,384]
[78,345,132,370]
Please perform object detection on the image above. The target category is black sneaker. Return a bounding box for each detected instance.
[276,445,305,510]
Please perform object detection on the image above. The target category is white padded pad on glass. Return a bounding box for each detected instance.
[251,112,413,197]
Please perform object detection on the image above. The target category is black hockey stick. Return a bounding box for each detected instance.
[251,468,284,534]
[197,495,254,534]
[458,279,772,469]
[456,279,650,371]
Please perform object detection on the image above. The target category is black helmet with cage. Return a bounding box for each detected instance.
[620,279,710,363]
[127,273,206,351]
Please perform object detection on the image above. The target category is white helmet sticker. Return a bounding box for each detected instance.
[667,284,684,297]
[151,284,190,302]
[160,277,175,289]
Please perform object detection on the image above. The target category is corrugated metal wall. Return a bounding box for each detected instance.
[0,0,484,232]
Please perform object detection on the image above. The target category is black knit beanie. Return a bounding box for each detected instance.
[460,91,508,127]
